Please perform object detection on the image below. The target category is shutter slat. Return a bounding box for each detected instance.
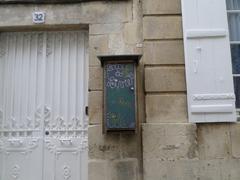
[186,29,227,39]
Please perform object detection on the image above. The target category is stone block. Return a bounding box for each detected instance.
[108,33,125,54]
[110,159,138,180]
[136,64,145,124]
[123,22,142,44]
[88,125,120,160]
[90,23,123,35]
[89,160,109,180]
[89,67,103,91]
[146,94,187,123]
[0,2,132,27]
[143,0,181,15]
[89,91,103,125]
[89,53,101,67]
[219,159,240,180]
[89,35,109,66]
[145,67,186,92]
[132,0,142,22]
[89,32,142,57]
[143,159,227,180]
[143,40,184,65]
[197,124,231,160]
[197,160,222,180]
[143,158,240,180]
[230,123,240,158]
[143,159,168,180]
[120,133,140,158]
[143,16,183,40]
[142,123,198,161]
[167,160,200,180]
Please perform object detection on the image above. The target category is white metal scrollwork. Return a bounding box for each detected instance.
[11,165,20,179]
[8,139,23,148]
[63,166,71,180]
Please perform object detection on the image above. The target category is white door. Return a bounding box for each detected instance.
[0,31,88,180]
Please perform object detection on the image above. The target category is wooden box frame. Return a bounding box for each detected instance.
[98,55,141,133]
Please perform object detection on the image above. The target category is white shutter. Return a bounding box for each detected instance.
[181,0,237,122]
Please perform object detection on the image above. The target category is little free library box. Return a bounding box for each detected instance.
[98,55,141,133]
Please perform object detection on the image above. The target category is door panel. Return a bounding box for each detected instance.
[0,32,44,180]
[44,32,87,129]
[0,31,88,180]
[43,31,88,180]
[44,138,83,180]
[0,33,44,130]
[4,151,27,180]
[2,138,43,180]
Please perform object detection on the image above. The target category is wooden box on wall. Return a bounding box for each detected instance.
[98,55,141,133]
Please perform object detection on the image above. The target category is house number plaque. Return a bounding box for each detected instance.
[32,12,45,24]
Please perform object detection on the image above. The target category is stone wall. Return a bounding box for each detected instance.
[142,0,240,180]
[88,0,144,179]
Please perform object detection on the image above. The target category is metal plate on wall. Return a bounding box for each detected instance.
[104,62,136,132]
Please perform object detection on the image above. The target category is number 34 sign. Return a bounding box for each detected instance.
[32,12,45,24]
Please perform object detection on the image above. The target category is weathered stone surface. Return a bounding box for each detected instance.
[146,94,187,123]
[144,160,193,180]
[197,160,222,180]
[120,133,140,158]
[110,159,138,180]
[143,159,240,180]
[143,159,236,180]
[89,66,103,91]
[230,123,240,158]
[108,34,142,55]
[123,22,142,44]
[0,2,132,27]
[135,62,145,125]
[108,33,125,54]
[90,23,123,35]
[89,35,109,66]
[89,160,109,180]
[89,91,102,125]
[143,0,181,15]
[143,159,168,180]
[197,124,231,160]
[220,159,240,180]
[88,127,140,160]
[88,125,120,160]
[142,123,198,161]
[143,16,183,40]
[143,40,184,65]
[145,67,186,92]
